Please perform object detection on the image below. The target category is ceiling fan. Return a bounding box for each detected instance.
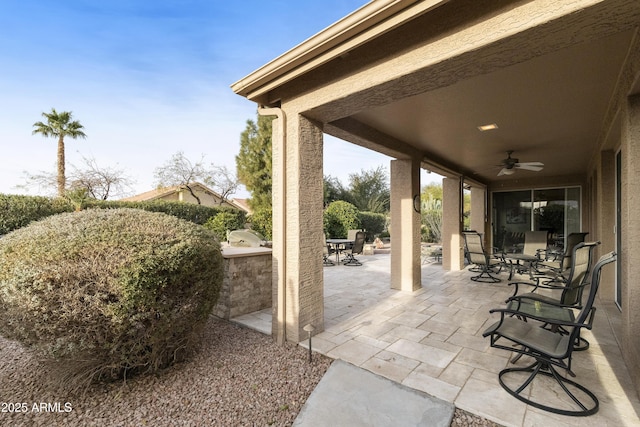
[497,151,544,176]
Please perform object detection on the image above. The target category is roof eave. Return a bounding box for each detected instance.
[231,0,450,103]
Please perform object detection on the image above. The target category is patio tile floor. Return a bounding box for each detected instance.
[233,253,640,427]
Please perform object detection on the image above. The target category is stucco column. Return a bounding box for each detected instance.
[390,159,421,291]
[442,177,464,270]
[270,111,325,344]
[469,186,486,236]
[597,150,615,301]
[622,93,640,394]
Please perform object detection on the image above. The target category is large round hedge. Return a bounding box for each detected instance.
[0,208,223,386]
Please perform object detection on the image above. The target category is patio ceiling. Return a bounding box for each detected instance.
[348,29,635,184]
[233,0,640,187]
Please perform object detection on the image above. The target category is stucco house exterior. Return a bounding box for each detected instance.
[232,0,640,397]
[122,182,249,212]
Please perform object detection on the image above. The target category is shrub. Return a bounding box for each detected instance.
[0,194,73,235]
[85,199,223,225]
[0,209,223,388]
[203,209,247,241]
[358,211,386,242]
[247,207,273,240]
[324,200,360,238]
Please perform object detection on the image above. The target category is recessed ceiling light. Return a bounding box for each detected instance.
[478,123,498,131]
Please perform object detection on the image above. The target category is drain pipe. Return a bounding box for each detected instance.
[258,106,286,345]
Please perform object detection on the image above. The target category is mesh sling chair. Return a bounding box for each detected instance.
[537,232,589,282]
[483,251,616,416]
[505,241,600,365]
[322,233,335,266]
[462,231,503,283]
[342,231,366,266]
[505,230,548,280]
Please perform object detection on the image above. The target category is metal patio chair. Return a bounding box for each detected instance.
[462,231,504,282]
[322,233,335,266]
[342,231,366,266]
[504,230,548,279]
[483,251,616,416]
[506,241,600,353]
[537,232,589,282]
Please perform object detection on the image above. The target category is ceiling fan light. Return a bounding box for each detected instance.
[502,169,515,175]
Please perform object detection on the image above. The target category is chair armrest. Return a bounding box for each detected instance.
[488,306,595,330]
[507,279,541,297]
[506,293,576,309]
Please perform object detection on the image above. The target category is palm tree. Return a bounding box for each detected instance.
[32,108,87,196]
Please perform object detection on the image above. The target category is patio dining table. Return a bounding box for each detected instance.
[504,253,539,280]
[326,238,354,264]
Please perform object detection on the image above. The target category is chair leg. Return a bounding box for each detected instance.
[342,253,362,266]
[498,361,598,416]
[470,265,501,283]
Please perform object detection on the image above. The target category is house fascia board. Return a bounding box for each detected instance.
[230,0,449,103]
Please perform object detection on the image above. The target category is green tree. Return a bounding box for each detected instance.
[32,108,87,197]
[345,166,390,213]
[323,175,349,207]
[236,114,273,211]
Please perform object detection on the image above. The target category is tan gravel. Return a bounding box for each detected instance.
[0,316,500,426]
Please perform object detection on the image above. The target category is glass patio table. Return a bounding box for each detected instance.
[326,238,354,263]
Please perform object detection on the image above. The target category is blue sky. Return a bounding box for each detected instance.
[0,0,439,198]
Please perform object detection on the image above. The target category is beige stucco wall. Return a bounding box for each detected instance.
[390,159,421,291]
[442,177,463,270]
[621,93,640,396]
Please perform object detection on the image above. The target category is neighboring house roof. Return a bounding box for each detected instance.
[231,198,253,215]
[121,182,249,212]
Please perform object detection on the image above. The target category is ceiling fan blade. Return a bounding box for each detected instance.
[497,168,514,176]
[515,162,544,172]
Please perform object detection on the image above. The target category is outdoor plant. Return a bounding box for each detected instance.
[0,208,223,388]
[421,197,443,243]
[324,200,360,238]
[358,211,386,242]
[247,207,273,240]
[203,208,246,241]
[0,193,73,234]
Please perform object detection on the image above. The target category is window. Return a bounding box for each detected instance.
[492,187,580,252]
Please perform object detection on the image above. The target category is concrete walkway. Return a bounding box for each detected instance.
[233,253,640,427]
[293,359,454,427]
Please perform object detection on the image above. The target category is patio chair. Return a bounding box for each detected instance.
[505,230,548,279]
[323,233,335,266]
[537,232,589,282]
[506,241,600,353]
[462,231,504,283]
[483,251,616,416]
[342,231,366,266]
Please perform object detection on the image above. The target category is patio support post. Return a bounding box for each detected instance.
[274,112,324,344]
[390,159,421,291]
[470,186,486,237]
[442,177,464,270]
[622,93,640,395]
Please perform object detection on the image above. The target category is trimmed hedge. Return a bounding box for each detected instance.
[0,194,231,235]
[0,194,73,235]
[0,208,223,388]
[84,199,223,225]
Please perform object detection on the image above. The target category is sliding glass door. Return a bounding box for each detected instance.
[492,187,581,253]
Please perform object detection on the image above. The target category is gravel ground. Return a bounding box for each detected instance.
[0,317,500,426]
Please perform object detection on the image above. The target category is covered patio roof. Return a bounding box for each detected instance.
[232,0,640,184]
